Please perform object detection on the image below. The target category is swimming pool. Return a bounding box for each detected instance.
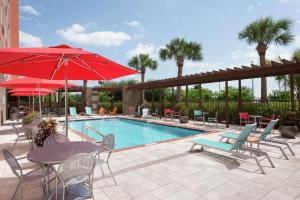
[69,118,204,149]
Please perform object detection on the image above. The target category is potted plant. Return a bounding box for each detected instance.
[279,111,298,138]
[34,118,57,147]
[22,112,39,138]
[179,106,189,123]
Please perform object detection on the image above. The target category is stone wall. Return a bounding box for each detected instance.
[122,86,141,115]
[91,89,99,113]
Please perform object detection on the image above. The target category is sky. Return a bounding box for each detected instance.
[19,0,300,97]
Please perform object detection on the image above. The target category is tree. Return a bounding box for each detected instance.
[128,54,158,101]
[216,86,253,101]
[238,16,294,101]
[159,38,203,102]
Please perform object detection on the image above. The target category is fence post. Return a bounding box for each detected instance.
[238,79,242,113]
[225,80,229,128]
[290,73,295,111]
[185,85,188,107]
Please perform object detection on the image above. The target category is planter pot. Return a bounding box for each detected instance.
[179,116,189,123]
[279,125,298,138]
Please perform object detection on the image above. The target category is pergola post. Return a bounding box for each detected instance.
[159,91,163,118]
[238,80,242,113]
[290,73,295,111]
[151,90,154,110]
[48,94,51,111]
[185,85,188,107]
[225,80,229,128]
[171,87,175,110]
[198,84,202,109]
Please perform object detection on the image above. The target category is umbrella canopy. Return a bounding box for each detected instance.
[0,77,76,88]
[0,44,138,137]
[8,88,56,94]
[0,44,138,80]
[11,92,49,96]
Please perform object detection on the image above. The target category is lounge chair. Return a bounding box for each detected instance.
[164,108,172,118]
[190,123,275,174]
[85,106,95,116]
[220,119,295,159]
[151,108,160,118]
[109,107,117,115]
[141,108,151,118]
[98,107,107,115]
[69,107,79,117]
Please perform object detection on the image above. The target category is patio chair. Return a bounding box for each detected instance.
[128,106,136,115]
[2,149,44,200]
[172,111,180,119]
[98,107,107,115]
[85,106,94,116]
[259,114,275,130]
[164,108,172,118]
[43,134,70,146]
[151,108,160,118]
[141,108,151,118]
[109,107,117,115]
[239,112,253,129]
[49,153,96,200]
[69,107,79,117]
[207,111,218,126]
[194,110,203,122]
[95,134,117,185]
[220,119,295,159]
[11,123,29,152]
[190,123,275,174]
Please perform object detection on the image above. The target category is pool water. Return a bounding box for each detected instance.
[69,118,203,149]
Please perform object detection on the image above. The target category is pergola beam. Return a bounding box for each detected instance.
[127,61,300,90]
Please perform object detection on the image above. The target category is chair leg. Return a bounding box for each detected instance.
[99,164,105,178]
[253,155,265,174]
[12,179,21,200]
[107,163,117,185]
[189,143,197,152]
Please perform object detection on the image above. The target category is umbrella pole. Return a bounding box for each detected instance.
[32,95,35,112]
[39,86,42,118]
[64,60,69,137]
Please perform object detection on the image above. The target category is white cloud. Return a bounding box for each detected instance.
[19,31,43,47]
[125,21,140,27]
[127,43,162,58]
[258,2,263,6]
[296,20,300,24]
[56,24,131,47]
[124,20,144,33]
[186,61,223,71]
[20,5,41,16]
[280,0,289,3]
[247,5,254,11]
[296,10,300,13]
[229,50,257,60]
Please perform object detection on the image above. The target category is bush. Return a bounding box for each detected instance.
[22,112,39,125]
[34,118,57,147]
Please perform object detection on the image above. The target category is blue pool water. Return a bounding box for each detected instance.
[69,118,203,149]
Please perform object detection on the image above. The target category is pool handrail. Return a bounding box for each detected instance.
[84,125,106,142]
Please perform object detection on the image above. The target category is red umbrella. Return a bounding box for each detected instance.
[0,44,138,136]
[8,88,56,94]
[0,77,76,118]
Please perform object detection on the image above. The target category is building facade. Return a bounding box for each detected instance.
[0,0,19,123]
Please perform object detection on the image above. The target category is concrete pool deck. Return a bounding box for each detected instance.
[1,116,300,199]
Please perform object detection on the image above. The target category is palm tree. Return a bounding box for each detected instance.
[159,38,203,101]
[275,75,289,91]
[128,54,158,101]
[238,16,294,101]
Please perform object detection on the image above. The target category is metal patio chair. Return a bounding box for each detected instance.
[95,134,117,185]
[43,134,70,147]
[49,153,96,200]
[2,149,44,200]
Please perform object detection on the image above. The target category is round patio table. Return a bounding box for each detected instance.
[27,141,99,165]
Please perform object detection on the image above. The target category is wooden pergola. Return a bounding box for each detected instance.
[94,58,300,128]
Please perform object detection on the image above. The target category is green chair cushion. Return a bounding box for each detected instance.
[192,138,233,151]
